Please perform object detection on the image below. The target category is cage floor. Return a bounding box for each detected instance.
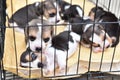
[3,0,120,79]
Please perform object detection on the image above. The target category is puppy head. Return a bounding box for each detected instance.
[35,0,61,24]
[82,24,112,52]
[25,19,53,53]
[61,5,83,21]
[88,6,104,21]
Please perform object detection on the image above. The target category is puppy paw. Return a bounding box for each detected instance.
[93,47,102,53]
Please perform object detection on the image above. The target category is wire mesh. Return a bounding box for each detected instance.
[0,0,120,80]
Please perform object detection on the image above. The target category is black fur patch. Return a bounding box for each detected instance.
[51,31,74,51]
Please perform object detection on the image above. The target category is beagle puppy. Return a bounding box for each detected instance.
[57,0,83,22]
[89,6,120,47]
[68,17,114,52]
[9,0,61,33]
[43,31,81,73]
[25,19,53,53]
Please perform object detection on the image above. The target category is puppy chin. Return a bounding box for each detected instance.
[92,47,103,53]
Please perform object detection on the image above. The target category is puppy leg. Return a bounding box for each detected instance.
[56,51,67,72]
[43,55,55,74]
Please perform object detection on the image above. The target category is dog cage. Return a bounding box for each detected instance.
[0,0,120,80]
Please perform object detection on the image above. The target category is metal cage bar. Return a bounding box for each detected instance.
[1,0,120,80]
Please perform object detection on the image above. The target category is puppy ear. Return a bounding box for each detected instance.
[35,2,44,15]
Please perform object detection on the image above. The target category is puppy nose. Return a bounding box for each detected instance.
[36,47,42,52]
[37,62,44,68]
[56,20,60,23]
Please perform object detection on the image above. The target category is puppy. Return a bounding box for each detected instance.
[60,4,83,22]
[57,0,83,22]
[68,17,113,52]
[25,19,53,53]
[89,6,120,47]
[20,47,46,68]
[43,31,80,73]
[9,0,61,33]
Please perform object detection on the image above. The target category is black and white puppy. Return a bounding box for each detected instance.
[20,47,46,68]
[60,4,83,22]
[89,6,120,47]
[43,31,80,73]
[25,19,53,53]
[68,17,113,52]
[57,0,83,22]
[9,0,61,33]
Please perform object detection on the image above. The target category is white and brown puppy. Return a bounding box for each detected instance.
[43,31,80,73]
[68,17,113,52]
[89,6,120,47]
[9,0,61,33]
[25,19,53,53]
[20,47,46,68]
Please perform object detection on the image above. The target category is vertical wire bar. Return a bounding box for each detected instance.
[87,0,99,72]
[54,1,58,76]
[39,0,44,78]
[24,0,32,79]
[76,0,85,74]
[107,0,111,11]
[10,0,19,77]
[98,0,111,69]
[64,0,73,75]
[109,47,117,71]
[0,0,6,79]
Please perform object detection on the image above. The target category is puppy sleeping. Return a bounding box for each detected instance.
[88,6,120,47]
[57,0,83,22]
[43,31,80,73]
[25,19,53,53]
[9,0,61,33]
[61,4,83,22]
[68,17,113,53]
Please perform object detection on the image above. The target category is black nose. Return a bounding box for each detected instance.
[35,47,42,52]
[38,62,44,68]
[56,20,60,23]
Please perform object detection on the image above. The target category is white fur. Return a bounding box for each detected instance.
[35,2,40,7]
[89,33,110,50]
[64,5,70,10]
[83,24,93,32]
[9,22,25,33]
[64,22,72,31]
[44,32,80,72]
[48,2,62,24]
[83,16,91,20]
[28,27,46,52]
[89,33,102,44]
[76,6,83,17]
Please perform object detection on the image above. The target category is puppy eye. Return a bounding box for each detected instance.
[49,13,56,17]
[29,36,36,41]
[43,37,50,43]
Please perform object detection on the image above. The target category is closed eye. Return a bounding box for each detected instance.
[49,13,56,17]
[29,36,36,41]
[43,37,50,43]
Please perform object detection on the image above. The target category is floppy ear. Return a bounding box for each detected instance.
[35,2,44,15]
